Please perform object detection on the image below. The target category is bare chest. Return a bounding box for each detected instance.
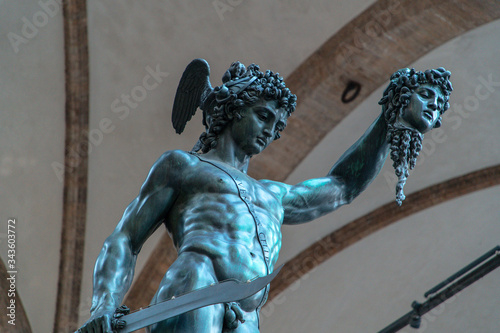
[174,156,284,268]
[183,157,283,219]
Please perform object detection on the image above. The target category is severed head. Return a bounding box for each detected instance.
[379,68,453,205]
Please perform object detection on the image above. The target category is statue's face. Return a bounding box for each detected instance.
[400,84,445,133]
[229,99,287,156]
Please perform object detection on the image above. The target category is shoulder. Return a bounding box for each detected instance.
[144,150,198,185]
[153,150,198,170]
[259,179,290,199]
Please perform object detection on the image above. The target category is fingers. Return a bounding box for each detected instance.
[115,305,130,315]
[111,318,126,330]
[111,305,129,331]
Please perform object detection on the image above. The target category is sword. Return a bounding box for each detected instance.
[114,266,282,332]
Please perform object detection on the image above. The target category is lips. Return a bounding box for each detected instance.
[256,137,267,146]
[423,110,434,121]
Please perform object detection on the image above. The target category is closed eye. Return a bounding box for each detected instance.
[258,113,268,121]
[419,90,430,98]
[255,108,273,122]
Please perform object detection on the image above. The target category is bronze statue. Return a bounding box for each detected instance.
[78,59,451,332]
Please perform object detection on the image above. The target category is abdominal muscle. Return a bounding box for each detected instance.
[168,192,277,311]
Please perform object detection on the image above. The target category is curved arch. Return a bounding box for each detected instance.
[126,0,500,310]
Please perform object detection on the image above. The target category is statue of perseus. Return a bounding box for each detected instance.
[78,59,452,332]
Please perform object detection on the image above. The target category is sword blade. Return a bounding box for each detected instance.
[117,266,282,332]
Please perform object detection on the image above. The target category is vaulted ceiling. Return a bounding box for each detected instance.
[1,1,499,332]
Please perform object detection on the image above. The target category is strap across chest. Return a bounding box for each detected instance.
[190,152,271,271]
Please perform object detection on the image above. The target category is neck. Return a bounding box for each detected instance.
[202,131,251,173]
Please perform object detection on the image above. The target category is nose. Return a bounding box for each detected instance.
[262,127,273,138]
[428,97,438,111]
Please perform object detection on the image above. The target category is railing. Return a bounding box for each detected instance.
[377,246,500,333]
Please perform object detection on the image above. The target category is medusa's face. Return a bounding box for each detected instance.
[400,84,445,134]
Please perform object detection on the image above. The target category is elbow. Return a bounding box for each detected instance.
[99,231,136,262]
[94,232,137,286]
[335,179,356,205]
[342,193,356,205]
[103,231,130,249]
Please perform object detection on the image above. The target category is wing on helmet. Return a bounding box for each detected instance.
[172,59,212,134]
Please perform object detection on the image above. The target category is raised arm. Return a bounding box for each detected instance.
[80,150,184,332]
[278,113,390,224]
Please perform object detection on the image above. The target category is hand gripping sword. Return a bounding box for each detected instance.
[111,266,282,332]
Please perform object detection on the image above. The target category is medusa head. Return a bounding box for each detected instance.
[379,68,452,205]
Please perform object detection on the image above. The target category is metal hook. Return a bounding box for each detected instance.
[341,81,361,103]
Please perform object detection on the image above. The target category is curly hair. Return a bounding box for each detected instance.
[378,67,453,205]
[193,62,297,153]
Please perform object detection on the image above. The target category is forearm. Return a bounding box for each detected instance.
[90,233,137,316]
[329,114,390,202]
[282,115,390,224]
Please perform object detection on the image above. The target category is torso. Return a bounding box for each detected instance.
[164,151,284,308]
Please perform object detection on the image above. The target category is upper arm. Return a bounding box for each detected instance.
[267,175,348,225]
[112,150,186,253]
